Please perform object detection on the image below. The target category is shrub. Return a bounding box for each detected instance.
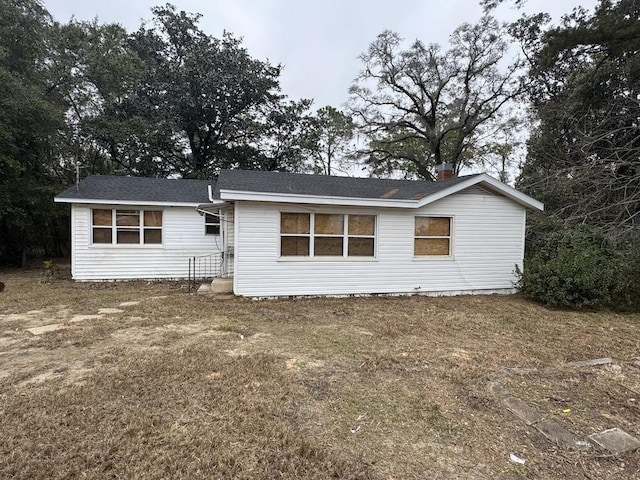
[41,260,58,284]
[615,241,640,311]
[516,228,624,309]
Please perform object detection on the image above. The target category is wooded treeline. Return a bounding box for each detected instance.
[0,1,354,265]
[1,0,638,310]
[511,0,640,309]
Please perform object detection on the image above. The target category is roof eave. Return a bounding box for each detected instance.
[219,175,544,211]
[416,174,544,211]
[218,189,419,208]
[53,197,203,207]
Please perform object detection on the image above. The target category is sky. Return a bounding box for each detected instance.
[43,0,598,111]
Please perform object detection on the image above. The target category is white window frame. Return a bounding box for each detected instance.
[204,213,220,235]
[279,212,377,258]
[91,208,163,246]
[413,215,454,258]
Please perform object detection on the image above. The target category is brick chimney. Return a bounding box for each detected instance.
[435,162,454,182]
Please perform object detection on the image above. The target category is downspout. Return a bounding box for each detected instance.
[206,182,224,257]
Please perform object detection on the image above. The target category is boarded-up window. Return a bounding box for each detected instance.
[93,209,112,226]
[280,212,376,258]
[92,209,163,245]
[92,227,112,244]
[144,211,162,227]
[117,229,140,244]
[281,236,310,256]
[315,214,344,235]
[92,209,112,243]
[347,215,375,256]
[143,211,162,244]
[348,215,375,236]
[314,237,343,256]
[280,213,311,256]
[348,237,374,256]
[414,217,452,256]
[314,214,344,257]
[281,213,310,234]
[144,229,162,244]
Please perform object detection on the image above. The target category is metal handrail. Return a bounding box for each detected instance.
[187,252,233,293]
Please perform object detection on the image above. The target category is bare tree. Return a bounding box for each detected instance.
[520,106,640,239]
[349,16,525,180]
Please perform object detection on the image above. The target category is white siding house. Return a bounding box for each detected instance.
[69,204,221,280]
[55,176,223,281]
[56,170,543,295]
[215,170,543,298]
[232,189,526,297]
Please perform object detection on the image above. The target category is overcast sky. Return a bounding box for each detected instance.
[43,0,597,110]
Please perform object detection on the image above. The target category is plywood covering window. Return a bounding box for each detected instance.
[280,212,376,258]
[414,216,452,256]
[92,209,162,245]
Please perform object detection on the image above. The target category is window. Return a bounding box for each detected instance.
[314,214,344,256]
[414,216,452,256]
[280,213,310,256]
[348,215,376,256]
[205,214,220,235]
[92,209,162,245]
[280,212,376,258]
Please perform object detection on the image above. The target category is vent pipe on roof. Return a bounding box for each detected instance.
[435,162,454,182]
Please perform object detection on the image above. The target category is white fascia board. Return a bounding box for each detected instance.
[218,189,419,208]
[53,197,201,207]
[218,174,544,211]
[416,174,545,211]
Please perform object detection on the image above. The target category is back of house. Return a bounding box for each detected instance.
[55,169,543,297]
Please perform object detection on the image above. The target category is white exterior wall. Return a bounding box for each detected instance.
[233,189,526,297]
[71,204,221,280]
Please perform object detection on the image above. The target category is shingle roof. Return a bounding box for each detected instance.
[56,170,485,205]
[214,169,479,200]
[55,175,213,204]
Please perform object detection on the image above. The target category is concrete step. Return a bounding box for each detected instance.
[211,278,233,294]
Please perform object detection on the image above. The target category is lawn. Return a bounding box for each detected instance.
[0,267,639,479]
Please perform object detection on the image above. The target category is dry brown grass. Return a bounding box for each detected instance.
[0,267,639,479]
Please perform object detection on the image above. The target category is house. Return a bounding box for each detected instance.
[55,167,543,297]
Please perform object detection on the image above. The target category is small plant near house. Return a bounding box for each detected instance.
[41,260,59,284]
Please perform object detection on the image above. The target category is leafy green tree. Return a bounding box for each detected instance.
[305,106,355,175]
[129,4,302,178]
[46,19,148,177]
[258,99,317,173]
[349,17,525,180]
[0,0,70,265]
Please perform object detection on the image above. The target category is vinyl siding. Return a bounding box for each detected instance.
[233,190,526,297]
[71,204,220,280]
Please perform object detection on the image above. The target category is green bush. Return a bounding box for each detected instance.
[516,228,624,309]
[616,241,640,311]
